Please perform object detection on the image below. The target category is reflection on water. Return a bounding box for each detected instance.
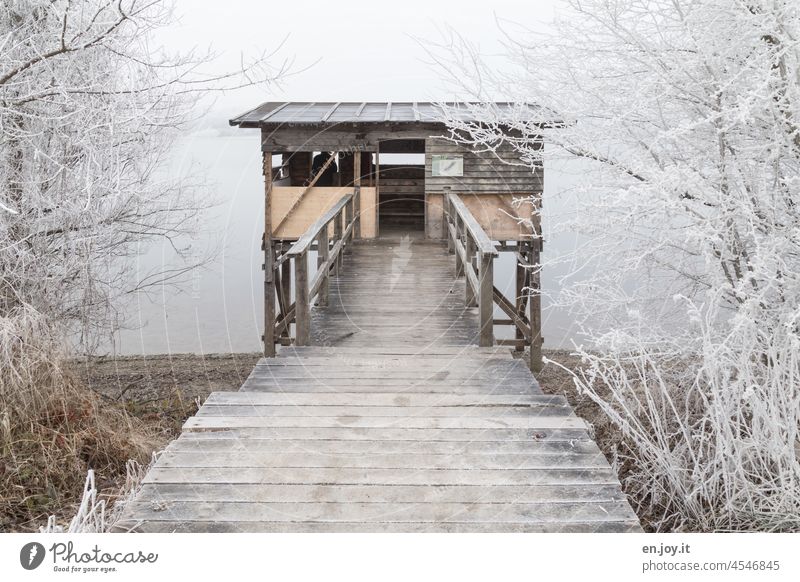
[109,135,586,356]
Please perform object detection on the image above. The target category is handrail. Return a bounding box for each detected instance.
[287,192,354,257]
[443,192,497,347]
[445,194,498,257]
[282,192,358,346]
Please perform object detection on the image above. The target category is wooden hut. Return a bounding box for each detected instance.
[230,101,546,370]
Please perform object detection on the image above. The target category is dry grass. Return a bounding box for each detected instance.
[0,309,160,533]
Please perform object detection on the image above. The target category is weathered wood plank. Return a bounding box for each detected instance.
[183,415,588,431]
[194,405,572,418]
[115,520,642,533]
[121,500,637,524]
[155,451,609,470]
[144,467,618,486]
[175,427,590,441]
[133,483,625,504]
[204,392,561,406]
[164,438,599,455]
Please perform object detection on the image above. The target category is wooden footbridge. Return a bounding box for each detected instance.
[116,103,640,532]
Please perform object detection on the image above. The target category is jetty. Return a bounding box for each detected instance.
[116,102,640,532]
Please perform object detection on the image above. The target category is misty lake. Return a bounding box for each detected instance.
[107,133,588,356]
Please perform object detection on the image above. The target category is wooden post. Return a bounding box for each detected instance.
[354,150,362,239]
[454,215,464,278]
[345,196,354,253]
[373,146,379,238]
[333,209,343,273]
[479,251,494,347]
[514,254,527,353]
[317,226,329,307]
[280,255,291,339]
[294,251,310,345]
[444,194,453,254]
[263,152,276,357]
[465,234,476,306]
[529,242,543,372]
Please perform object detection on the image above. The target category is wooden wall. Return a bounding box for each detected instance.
[424,138,543,239]
[271,186,377,240]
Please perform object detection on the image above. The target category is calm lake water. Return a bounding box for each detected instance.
[108,134,587,356]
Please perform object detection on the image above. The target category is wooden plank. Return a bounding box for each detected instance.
[121,500,636,524]
[176,426,590,442]
[194,405,573,418]
[133,483,624,504]
[117,520,642,534]
[203,392,559,406]
[183,416,588,431]
[156,451,609,470]
[144,466,617,486]
[165,439,599,456]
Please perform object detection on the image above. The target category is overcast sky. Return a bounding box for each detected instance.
[160,0,557,127]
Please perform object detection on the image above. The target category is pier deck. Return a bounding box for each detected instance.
[116,238,641,532]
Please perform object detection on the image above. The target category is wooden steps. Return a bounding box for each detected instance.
[115,240,641,533]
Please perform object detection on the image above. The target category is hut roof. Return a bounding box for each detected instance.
[229,101,545,128]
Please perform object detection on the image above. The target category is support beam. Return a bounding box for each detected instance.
[479,252,494,347]
[528,243,543,372]
[263,152,276,357]
[353,151,361,239]
[465,235,476,307]
[294,252,310,346]
[316,227,329,307]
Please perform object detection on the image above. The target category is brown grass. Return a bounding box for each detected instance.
[0,318,160,532]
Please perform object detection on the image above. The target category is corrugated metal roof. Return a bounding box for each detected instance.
[229,101,544,127]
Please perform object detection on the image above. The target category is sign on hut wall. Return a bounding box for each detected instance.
[431,155,464,177]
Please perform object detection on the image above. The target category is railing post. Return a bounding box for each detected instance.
[354,150,362,239]
[479,251,494,347]
[465,234,477,307]
[444,195,453,254]
[345,196,354,253]
[333,210,343,274]
[529,242,543,372]
[454,215,464,278]
[295,251,310,345]
[317,226,329,307]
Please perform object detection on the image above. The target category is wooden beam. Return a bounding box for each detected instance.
[354,151,361,239]
[528,242,543,372]
[479,252,494,347]
[493,285,531,341]
[465,235,476,307]
[263,152,276,357]
[294,252,309,346]
[316,226,329,307]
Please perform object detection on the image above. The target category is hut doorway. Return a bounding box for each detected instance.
[377,139,425,235]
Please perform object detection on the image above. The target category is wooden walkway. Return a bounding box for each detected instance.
[116,238,641,532]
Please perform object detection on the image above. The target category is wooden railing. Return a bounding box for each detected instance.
[443,193,498,347]
[264,192,357,354]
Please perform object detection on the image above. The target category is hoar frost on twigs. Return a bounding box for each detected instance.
[429,0,800,531]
